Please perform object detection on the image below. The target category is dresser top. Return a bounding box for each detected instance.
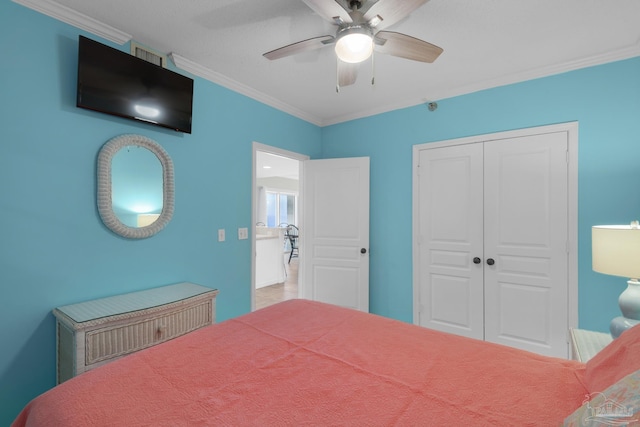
[55,282,216,323]
[570,328,613,362]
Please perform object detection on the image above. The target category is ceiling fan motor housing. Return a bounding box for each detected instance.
[336,24,373,40]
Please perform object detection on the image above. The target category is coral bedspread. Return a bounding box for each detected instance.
[13,299,587,426]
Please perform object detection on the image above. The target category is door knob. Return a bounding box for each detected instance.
[360,248,367,254]
[473,257,481,264]
[486,258,495,266]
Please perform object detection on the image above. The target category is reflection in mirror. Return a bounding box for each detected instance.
[112,146,163,227]
[97,134,174,239]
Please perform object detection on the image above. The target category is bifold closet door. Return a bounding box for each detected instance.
[483,132,568,357]
[416,143,484,340]
[416,131,569,358]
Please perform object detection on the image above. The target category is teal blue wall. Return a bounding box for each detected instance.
[321,57,640,329]
[0,2,321,424]
[3,0,640,424]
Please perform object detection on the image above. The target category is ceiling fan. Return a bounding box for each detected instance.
[263,0,443,91]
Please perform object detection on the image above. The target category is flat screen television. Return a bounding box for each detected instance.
[77,35,194,134]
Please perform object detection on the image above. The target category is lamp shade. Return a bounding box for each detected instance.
[592,225,640,279]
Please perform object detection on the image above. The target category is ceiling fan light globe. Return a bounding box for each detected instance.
[335,33,373,63]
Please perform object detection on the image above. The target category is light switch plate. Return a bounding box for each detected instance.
[218,229,225,242]
[238,227,248,240]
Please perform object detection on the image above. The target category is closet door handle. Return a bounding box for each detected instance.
[486,258,495,266]
[473,257,481,264]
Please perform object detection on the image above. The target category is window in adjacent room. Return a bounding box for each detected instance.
[266,191,297,227]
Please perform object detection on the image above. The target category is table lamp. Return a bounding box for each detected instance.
[592,223,640,338]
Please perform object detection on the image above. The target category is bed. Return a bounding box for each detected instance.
[12,299,640,426]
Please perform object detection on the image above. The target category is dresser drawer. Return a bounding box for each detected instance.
[86,299,213,365]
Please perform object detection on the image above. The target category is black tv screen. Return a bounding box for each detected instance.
[77,35,194,133]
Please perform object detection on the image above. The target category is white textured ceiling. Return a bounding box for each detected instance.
[256,152,299,180]
[16,0,640,126]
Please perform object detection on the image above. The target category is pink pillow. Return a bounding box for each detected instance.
[585,323,640,392]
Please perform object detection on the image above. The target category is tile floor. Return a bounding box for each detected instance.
[255,255,298,310]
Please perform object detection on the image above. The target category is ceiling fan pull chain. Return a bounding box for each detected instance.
[371,50,375,86]
[336,60,341,93]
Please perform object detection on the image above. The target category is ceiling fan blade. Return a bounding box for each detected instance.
[263,35,335,60]
[337,60,359,87]
[375,31,442,63]
[302,0,352,24]
[364,0,429,30]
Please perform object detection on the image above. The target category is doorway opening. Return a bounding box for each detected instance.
[255,256,299,310]
[252,143,308,311]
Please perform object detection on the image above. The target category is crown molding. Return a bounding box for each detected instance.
[13,0,640,127]
[13,0,322,125]
[322,40,640,126]
[169,53,323,127]
[427,40,640,105]
[12,0,131,44]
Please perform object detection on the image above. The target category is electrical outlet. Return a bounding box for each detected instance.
[218,229,225,242]
[238,227,248,240]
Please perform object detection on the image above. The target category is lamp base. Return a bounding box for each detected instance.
[619,279,640,319]
[610,316,640,338]
[609,279,640,338]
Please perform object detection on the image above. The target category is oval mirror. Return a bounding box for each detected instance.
[97,134,174,239]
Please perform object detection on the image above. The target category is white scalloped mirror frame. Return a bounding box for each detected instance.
[97,134,174,239]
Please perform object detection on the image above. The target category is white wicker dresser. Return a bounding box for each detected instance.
[53,282,219,384]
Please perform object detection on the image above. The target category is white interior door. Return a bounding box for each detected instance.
[302,157,370,312]
[483,133,569,357]
[416,144,485,339]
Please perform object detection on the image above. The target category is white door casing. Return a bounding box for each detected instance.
[413,123,578,358]
[302,157,370,312]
